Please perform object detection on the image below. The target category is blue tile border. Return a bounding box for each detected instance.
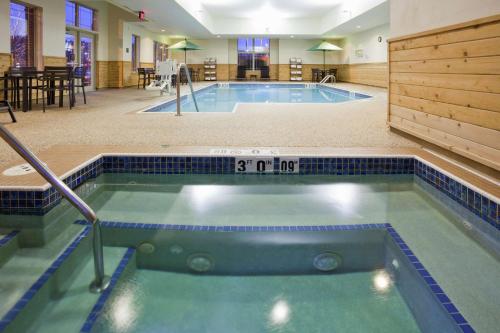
[76,221,473,333]
[1,156,498,233]
[385,224,474,333]
[0,227,90,332]
[80,247,135,333]
[0,230,19,248]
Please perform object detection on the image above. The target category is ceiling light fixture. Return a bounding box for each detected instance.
[161,29,165,32]
[356,25,361,29]
[290,35,294,38]
[217,35,221,38]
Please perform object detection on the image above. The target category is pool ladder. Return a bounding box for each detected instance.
[176,63,200,115]
[0,124,110,294]
[320,75,336,84]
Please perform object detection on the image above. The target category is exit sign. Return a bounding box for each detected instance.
[138,10,145,21]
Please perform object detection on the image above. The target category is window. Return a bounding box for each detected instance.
[78,5,93,30]
[237,37,270,70]
[10,2,35,67]
[154,41,168,66]
[65,1,95,31]
[65,1,75,26]
[131,35,140,71]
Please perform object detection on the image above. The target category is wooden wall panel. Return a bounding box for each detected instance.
[336,63,388,88]
[43,56,66,67]
[0,53,12,75]
[388,14,500,170]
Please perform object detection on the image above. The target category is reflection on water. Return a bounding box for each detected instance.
[269,298,291,330]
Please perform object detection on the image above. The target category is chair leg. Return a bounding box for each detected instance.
[42,89,46,112]
[6,102,16,123]
[82,84,86,104]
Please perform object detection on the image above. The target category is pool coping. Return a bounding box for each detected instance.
[0,150,498,231]
[75,221,475,333]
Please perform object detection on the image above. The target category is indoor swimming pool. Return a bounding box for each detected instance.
[144,84,371,113]
[0,159,498,333]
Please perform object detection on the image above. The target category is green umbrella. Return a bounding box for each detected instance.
[168,38,202,64]
[307,41,343,71]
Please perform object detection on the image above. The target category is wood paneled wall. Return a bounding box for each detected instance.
[387,14,500,170]
[337,63,388,88]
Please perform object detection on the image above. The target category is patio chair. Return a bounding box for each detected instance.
[39,66,75,112]
[260,66,270,80]
[73,66,87,104]
[237,66,246,80]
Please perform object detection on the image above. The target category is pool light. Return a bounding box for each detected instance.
[372,270,392,293]
[269,299,291,326]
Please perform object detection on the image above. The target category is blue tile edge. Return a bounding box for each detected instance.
[0,227,90,332]
[80,247,135,333]
[0,230,19,248]
[74,219,387,232]
[74,220,474,332]
[1,156,498,233]
[385,224,475,333]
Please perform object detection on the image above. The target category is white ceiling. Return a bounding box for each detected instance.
[109,0,389,38]
[198,0,344,19]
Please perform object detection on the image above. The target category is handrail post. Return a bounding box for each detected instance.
[175,63,200,116]
[0,124,110,294]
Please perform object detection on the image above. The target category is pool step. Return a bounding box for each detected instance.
[0,223,85,326]
[1,242,134,333]
[0,230,20,268]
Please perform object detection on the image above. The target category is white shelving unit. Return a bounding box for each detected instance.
[289,58,303,81]
[204,58,217,81]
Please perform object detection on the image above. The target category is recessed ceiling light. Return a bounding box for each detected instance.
[356,25,361,29]
[217,35,221,38]
[161,29,165,32]
[290,35,294,38]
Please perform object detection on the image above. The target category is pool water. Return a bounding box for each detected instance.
[145,84,370,113]
[92,270,420,333]
[1,174,498,333]
[83,174,499,333]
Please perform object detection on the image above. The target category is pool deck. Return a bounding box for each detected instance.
[0,82,414,166]
[0,82,498,197]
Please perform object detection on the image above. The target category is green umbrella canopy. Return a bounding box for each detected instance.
[168,39,202,64]
[307,41,343,71]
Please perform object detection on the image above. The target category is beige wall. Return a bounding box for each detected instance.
[339,24,389,64]
[390,0,500,37]
[0,0,66,57]
[123,23,170,63]
[169,38,230,64]
[278,39,342,64]
[0,1,9,53]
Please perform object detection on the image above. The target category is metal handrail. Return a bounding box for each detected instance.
[320,74,336,84]
[176,63,200,115]
[0,124,110,293]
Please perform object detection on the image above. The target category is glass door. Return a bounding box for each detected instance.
[80,34,94,90]
[65,31,95,90]
[65,32,77,67]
